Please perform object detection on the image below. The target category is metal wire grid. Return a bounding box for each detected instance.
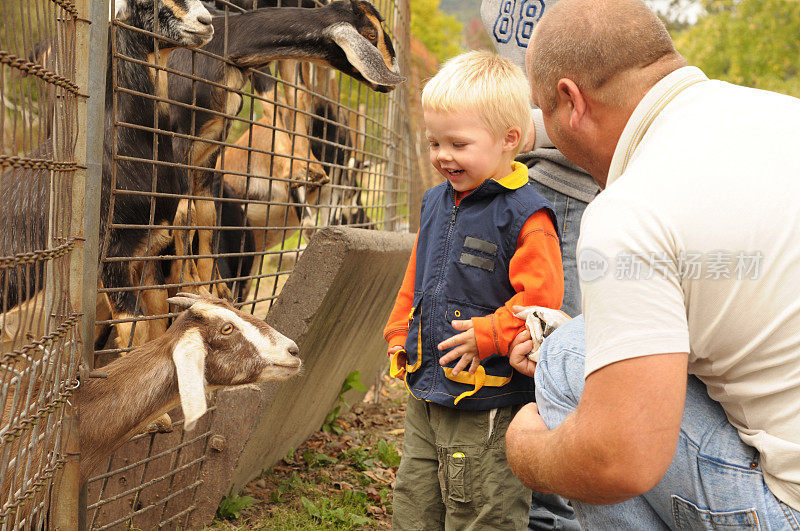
[0,0,83,527]
[85,0,413,527]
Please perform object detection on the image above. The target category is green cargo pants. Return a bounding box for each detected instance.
[392,396,532,530]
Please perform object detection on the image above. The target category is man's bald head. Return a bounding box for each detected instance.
[527,0,686,110]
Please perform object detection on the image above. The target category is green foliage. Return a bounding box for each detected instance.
[672,0,800,97]
[343,439,400,471]
[376,439,402,468]
[270,472,307,503]
[216,494,256,520]
[302,450,339,468]
[410,0,464,63]
[300,491,371,528]
[343,446,376,471]
[322,371,367,435]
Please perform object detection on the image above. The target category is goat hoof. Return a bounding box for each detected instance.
[143,413,173,434]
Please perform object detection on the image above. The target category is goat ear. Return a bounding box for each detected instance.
[326,23,406,87]
[172,330,207,431]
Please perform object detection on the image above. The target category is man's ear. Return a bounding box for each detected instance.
[556,78,588,130]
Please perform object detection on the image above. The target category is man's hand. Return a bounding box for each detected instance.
[437,320,480,376]
[508,327,538,377]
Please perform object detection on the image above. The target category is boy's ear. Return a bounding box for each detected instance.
[503,127,522,153]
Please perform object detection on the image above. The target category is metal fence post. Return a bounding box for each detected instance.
[51,0,109,528]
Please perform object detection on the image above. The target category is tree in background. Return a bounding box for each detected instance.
[672,0,800,97]
[464,18,494,52]
[410,0,463,64]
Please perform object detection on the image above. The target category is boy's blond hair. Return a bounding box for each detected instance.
[421,50,530,154]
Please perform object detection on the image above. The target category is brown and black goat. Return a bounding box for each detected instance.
[163,0,404,295]
[98,0,217,349]
[218,61,372,300]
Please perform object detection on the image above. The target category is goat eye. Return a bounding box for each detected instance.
[221,323,234,335]
[363,29,377,41]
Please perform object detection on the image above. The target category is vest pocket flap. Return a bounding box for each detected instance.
[459,252,495,271]
[463,236,498,255]
[404,294,424,373]
[444,301,495,323]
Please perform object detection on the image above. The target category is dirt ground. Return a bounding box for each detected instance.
[209,373,407,529]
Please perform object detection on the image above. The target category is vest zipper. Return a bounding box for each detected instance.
[428,199,459,394]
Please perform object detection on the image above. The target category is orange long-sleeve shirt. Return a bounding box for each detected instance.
[383,208,563,361]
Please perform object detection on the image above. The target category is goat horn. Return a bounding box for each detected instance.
[175,292,202,299]
[167,295,199,309]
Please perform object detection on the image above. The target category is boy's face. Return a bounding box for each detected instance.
[424,110,518,192]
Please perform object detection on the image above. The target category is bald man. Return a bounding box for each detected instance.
[504,0,800,528]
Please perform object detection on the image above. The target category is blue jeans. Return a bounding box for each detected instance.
[534,316,800,530]
[527,180,587,318]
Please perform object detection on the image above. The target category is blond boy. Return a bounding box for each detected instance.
[383,51,564,529]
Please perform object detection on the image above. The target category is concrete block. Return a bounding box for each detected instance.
[185,227,414,525]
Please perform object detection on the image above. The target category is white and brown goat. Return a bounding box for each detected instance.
[78,292,300,481]
[0,293,300,526]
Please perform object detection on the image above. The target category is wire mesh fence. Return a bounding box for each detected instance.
[0,0,83,527]
[82,0,414,527]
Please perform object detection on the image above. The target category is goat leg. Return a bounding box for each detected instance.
[108,225,174,350]
[276,60,329,188]
[168,198,211,298]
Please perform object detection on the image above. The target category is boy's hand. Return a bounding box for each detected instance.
[387,345,407,380]
[437,320,480,376]
[508,326,537,377]
[388,345,405,357]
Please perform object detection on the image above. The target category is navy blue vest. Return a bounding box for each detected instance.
[403,172,557,410]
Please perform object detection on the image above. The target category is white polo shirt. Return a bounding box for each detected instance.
[577,66,800,510]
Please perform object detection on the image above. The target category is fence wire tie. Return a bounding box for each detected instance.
[0,238,77,269]
[48,0,79,17]
[0,457,66,521]
[0,154,78,173]
[0,52,81,95]
[1,313,80,364]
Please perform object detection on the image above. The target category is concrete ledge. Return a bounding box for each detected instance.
[188,227,414,525]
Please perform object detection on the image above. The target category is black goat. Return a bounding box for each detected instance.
[97,0,216,349]
[1,0,216,350]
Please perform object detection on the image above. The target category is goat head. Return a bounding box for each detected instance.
[324,0,406,91]
[166,293,301,429]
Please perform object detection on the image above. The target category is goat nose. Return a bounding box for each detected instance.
[287,341,300,358]
[197,14,212,27]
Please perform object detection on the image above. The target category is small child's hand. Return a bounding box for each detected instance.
[437,320,480,376]
[388,345,405,357]
[387,345,407,380]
